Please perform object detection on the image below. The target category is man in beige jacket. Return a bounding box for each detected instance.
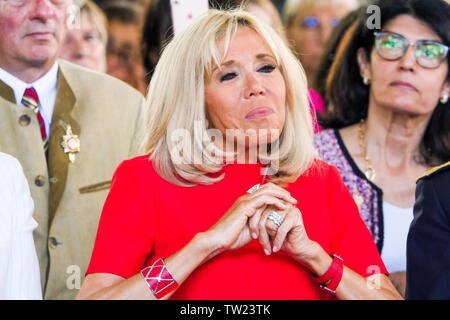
[0,0,145,299]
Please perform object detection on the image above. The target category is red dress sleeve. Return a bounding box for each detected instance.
[86,158,157,279]
[327,165,388,277]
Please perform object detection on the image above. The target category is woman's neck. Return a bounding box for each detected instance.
[339,101,433,208]
[364,103,432,167]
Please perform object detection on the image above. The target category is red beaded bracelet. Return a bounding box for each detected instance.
[141,258,179,299]
[311,254,344,294]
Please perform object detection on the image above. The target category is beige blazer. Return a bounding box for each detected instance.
[0,60,145,299]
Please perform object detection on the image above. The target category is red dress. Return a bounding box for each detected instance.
[86,155,387,299]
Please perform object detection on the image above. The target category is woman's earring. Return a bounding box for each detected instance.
[440,94,449,104]
[363,76,371,86]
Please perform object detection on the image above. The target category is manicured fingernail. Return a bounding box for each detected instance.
[252,233,258,239]
[273,246,278,252]
[264,249,271,256]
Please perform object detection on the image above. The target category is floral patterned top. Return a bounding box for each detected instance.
[313,129,384,253]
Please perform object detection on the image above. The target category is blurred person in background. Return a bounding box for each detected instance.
[314,7,363,107]
[102,0,148,95]
[314,0,450,297]
[60,0,108,73]
[282,0,360,86]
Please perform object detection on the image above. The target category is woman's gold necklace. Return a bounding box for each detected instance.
[358,119,376,182]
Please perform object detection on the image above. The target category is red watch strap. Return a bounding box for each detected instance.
[321,255,344,293]
[312,254,341,284]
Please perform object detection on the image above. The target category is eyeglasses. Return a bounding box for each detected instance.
[374,31,449,69]
[301,16,340,29]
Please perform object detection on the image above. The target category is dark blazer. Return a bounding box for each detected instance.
[406,161,450,300]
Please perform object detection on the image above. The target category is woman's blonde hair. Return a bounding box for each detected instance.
[239,0,287,43]
[142,8,316,187]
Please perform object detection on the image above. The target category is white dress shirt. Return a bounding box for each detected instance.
[0,153,42,299]
[0,63,58,136]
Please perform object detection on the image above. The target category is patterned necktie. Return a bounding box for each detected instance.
[22,87,49,152]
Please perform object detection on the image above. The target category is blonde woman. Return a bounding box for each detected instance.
[77,9,401,300]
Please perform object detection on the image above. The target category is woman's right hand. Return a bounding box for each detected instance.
[203,183,298,260]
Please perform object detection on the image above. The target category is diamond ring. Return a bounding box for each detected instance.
[268,211,284,227]
[247,184,261,194]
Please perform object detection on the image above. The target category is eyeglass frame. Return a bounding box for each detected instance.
[301,16,341,29]
[373,31,449,69]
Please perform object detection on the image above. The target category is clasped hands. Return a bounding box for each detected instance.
[205,182,318,265]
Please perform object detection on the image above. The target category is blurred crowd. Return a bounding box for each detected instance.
[60,0,364,103]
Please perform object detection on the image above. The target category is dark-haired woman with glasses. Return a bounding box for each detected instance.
[314,0,450,297]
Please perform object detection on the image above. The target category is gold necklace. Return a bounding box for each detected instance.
[357,119,376,182]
